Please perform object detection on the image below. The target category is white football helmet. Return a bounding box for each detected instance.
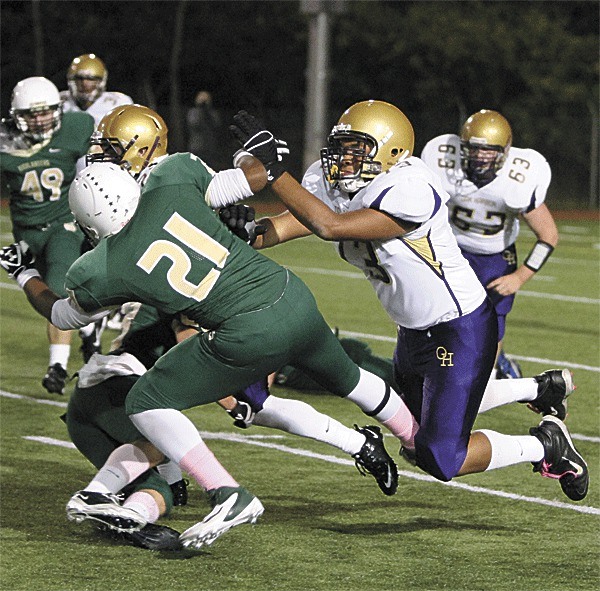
[10,77,62,142]
[69,163,141,246]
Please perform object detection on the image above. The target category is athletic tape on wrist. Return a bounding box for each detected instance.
[524,240,554,272]
[16,268,41,289]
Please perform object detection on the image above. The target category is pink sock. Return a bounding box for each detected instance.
[382,407,419,450]
[179,441,238,491]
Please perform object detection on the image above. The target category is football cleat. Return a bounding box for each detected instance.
[119,523,181,551]
[179,486,264,550]
[495,350,522,379]
[66,490,147,532]
[399,445,417,467]
[526,369,574,421]
[170,478,189,506]
[42,363,68,395]
[352,425,398,496]
[529,415,589,501]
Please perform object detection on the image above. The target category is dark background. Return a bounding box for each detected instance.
[1,0,598,207]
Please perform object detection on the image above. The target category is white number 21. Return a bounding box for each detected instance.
[137,212,229,302]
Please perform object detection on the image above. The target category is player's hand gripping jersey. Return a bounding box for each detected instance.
[302,156,486,330]
[65,153,287,328]
[421,134,551,255]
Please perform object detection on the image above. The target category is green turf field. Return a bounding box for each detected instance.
[1,207,598,591]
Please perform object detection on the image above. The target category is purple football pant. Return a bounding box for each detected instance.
[461,245,517,341]
[236,376,270,412]
[393,298,498,481]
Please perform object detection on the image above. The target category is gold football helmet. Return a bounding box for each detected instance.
[460,109,512,184]
[321,100,414,193]
[67,54,107,107]
[88,104,168,176]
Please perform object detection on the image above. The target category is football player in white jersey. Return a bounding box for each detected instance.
[421,110,559,380]
[60,54,133,127]
[60,53,134,348]
[226,102,588,501]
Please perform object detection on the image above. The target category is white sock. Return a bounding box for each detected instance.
[254,396,365,455]
[124,491,160,524]
[345,368,399,421]
[345,368,418,446]
[85,443,151,494]
[156,460,184,485]
[478,429,544,471]
[478,377,538,413]
[49,344,70,369]
[130,409,204,463]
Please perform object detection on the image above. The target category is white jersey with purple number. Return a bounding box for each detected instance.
[421,134,551,255]
[60,91,133,127]
[302,157,486,330]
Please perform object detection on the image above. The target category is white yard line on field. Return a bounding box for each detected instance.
[3,390,598,517]
[21,431,600,517]
[286,268,600,304]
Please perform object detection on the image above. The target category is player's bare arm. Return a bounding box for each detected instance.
[271,172,410,242]
[487,203,558,295]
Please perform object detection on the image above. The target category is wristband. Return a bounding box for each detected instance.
[233,149,253,168]
[524,240,554,272]
[16,268,41,289]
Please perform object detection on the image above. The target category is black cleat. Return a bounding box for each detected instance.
[353,425,398,496]
[170,479,189,506]
[42,363,68,395]
[399,445,417,466]
[527,369,574,421]
[495,350,523,379]
[530,415,589,501]
[66,490,147,532]
[121,523,181,550]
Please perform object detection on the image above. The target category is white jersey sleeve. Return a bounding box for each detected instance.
[50,297,112,330]
[421,134,552,255]
[301,157,485,330]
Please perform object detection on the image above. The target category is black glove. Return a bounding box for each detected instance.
[0,241,36,279]
[219,204,266,245]
[226,400,256,429]
[230,110,288,183]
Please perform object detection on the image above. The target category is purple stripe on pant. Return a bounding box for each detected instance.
[394,298,498,481]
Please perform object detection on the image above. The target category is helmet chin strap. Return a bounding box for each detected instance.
[338,177,371,194]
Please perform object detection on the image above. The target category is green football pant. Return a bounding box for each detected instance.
[66,375,174,512]
[126,271,361,414]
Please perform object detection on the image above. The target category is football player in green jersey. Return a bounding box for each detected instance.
[0,77,95,394]
[64,304,196,551]
[1,104,421,549]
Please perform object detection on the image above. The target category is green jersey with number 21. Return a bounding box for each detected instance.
[66,153,287,328]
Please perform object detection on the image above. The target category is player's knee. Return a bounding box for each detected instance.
[415,439,465,482]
